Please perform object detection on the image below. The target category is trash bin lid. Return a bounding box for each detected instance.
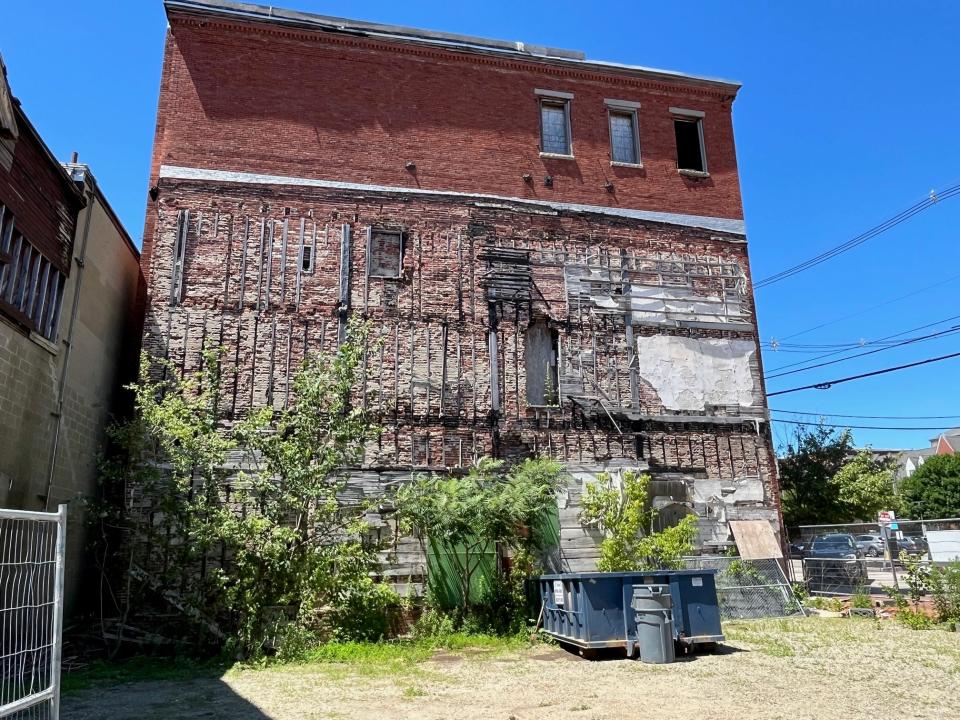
[632,584,670,599]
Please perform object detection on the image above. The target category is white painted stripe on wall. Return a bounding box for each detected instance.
[158,164,747,235]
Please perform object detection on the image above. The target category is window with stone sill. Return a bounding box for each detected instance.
[608,110,640,165]
[673,115,707,173]
[539,99,572,156]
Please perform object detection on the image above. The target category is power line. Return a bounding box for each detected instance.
[763,342,907,351]
[772,418,952,431]
[765,349,960,397]
[754,183,960,289]
[765,312,960,374]
[770,408,960,421]
[774,270,960,342]
[764,324,960,380]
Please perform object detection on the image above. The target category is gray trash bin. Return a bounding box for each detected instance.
[632,585,676,664]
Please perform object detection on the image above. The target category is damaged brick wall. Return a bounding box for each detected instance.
[139,3,782,589]
[142,178,781,582]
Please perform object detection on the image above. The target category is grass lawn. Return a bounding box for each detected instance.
[62,618,960,719]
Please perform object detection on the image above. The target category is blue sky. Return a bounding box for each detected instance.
[3,1,959,451]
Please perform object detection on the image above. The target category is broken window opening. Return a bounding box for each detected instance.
[368,228,404,279]
[525,322,560,407]
[539,99,572,156]
[300,243,315,274]
[674,117,706,173]
[608,109,639,165]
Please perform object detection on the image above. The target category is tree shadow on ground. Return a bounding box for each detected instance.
[62,677,271,720]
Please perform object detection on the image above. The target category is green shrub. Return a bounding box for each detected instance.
[851,587,873,609]
[900,552,930,608]
[395,457,562,616]
[726,558,766,584]
[411,607,457,640]
[329,581,403,642]
[579,471,697,571]
[805,596,843,612]
[897,608,934,630]
[927,561,960,623]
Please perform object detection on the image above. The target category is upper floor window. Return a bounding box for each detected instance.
[671,107,707,174]
[605,99,642,166]
[0,204,66,342]
[535,89,574,157]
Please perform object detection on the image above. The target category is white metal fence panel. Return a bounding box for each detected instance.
[0,506,66,720]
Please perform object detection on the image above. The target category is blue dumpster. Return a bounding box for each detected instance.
[538,570,724,656]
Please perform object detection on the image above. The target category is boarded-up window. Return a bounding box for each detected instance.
[525,323,559,406]
[368,229,403,278]
[442,436,463,467]
[412,434,429,467]
[169,209,188,305]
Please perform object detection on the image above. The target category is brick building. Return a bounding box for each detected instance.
[0,54,143,607]
[142,0,783,578]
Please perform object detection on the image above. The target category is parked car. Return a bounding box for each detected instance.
[896,535,928,557]
[789,540,808,559]
[855,534,885,557]
[804,534,868,592]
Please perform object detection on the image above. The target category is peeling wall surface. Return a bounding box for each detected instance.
[138,5,785,589]
[635,336,757,413]
[139,182,783,583]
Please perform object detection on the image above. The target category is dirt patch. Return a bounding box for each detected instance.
[428,652,463,664]
[526,646,582,662]
[63,618,960,720]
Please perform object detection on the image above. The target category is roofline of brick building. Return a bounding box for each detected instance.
[163,0,743,93]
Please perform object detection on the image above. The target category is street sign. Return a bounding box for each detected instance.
[878,510,896,524]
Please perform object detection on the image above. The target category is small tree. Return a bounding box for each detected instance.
[899,454,960,519]
[579,470,698,572]
[778,422,855,526]
[232,319,382,641]
[831,450,898,522]
[95,319,383,656]
[394,456,563,616]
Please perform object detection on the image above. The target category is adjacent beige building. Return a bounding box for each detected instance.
[0,59,143,610]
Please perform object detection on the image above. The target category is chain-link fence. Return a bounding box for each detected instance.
[0,506,66,720]
[789,519,960,596]
[791,518,960,557]
[684,556,802,620]
[801,557,871,596]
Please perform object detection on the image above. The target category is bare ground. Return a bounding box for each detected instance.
[63,618,960,720]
